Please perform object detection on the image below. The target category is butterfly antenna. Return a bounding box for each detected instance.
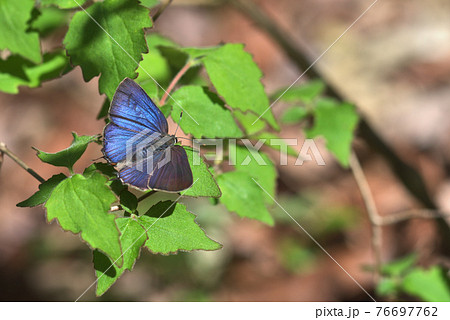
[174,111,183,136]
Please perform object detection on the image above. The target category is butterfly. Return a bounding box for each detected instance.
[102,78,193,192]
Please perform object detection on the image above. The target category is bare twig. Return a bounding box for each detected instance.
[380,209,450,226]
[152,0,173,22]
[349,152,383,279]
[160,60,193,106]
[0,142,45,183]
[0,148,3,173]
[350,151,450,280]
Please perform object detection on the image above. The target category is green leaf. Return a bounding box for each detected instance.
[233,110,266,135]
[229,144,276,205]
[202,44,278,130]
[278,239,316,273]
[306,98,358,167]
[25,50,69,86]
[63,0,152,100]
[251,132,298,157]
[181,47,218,60]
[281,106,309,124]
[95,199,221,295]
[183,147,221,198]
[0,51,70,94]
[0,0,41,63]
[139,0,160,9]
[83,162,118,180]
[31,6,68,36]
[119,190,138,214]
[41,0,88,9]
[94,217,147,296]
[402,266,450,302]
[376,278,399,297]
[158,46,189,72]
[140,201,221,254]
[217,171,274,225]
[34,132,98,172]
[17,173,67,207]
[272,80,325,103]
[159,104,172,118]
[97,98,110,119]
[136,36,173,92]
[147,34,178,48]
[45,172,122,264]
[381,254,417,277]
[169,86,243,138]
[140,79,160,102]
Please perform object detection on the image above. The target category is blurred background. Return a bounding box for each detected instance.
[0,0,449,301]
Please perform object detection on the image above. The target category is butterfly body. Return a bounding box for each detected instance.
[102,78,193,192]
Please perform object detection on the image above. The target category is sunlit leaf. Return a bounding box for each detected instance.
[0,0,41,63]
[45,172,122,265]
[63,0,152,99]
[35,132,98,172]
[306,98,358,167]
[140,201,221,254]
[217,171,274,225]
[17,173,67,207]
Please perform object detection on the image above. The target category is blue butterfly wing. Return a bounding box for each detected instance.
[118,145,193,192]
[109,78,168,134]
[103,123,137,163]
[148,145,193,191]
[103,78,167,164]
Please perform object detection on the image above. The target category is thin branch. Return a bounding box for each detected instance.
[350,151,450,280]
[160,60,193,106]
[0,142,45,183]
[152,0,173,22]
[380,209,450,226]
[349,152,383,279]
[0,147,3,173]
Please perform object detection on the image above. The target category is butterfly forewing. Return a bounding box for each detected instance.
[109,78,168,134]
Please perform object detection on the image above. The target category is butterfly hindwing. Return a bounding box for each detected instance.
[148,145,193,191]
[118,145,192,192]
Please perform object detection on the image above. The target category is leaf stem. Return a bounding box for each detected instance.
[0,142,45,183]
[160,60,193,106]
